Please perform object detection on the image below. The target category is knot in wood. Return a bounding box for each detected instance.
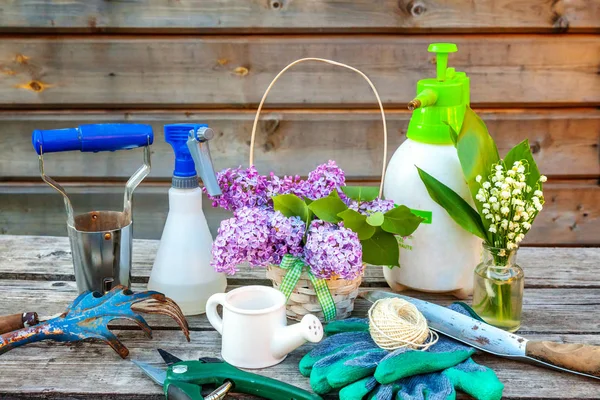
[529,141,541,154]
[406,1,427,16]
[233,66,249,76]
[552,15,569,32]
[270,0,283,9]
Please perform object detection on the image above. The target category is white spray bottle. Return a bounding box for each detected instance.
[383,43,482,298]
[149,123,227,315]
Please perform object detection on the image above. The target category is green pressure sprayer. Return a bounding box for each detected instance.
[383,43,484,299]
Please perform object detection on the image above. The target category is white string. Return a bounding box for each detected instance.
[248,58,388,197]
[368,298,438,351]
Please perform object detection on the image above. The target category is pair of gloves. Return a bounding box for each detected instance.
[299,303,504,400]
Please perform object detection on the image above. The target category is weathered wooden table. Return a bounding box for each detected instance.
[0,235,598,399]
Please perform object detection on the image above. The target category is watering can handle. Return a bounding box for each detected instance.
[32,123,154,155]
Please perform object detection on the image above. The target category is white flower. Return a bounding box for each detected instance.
[505,177,514,184]
[522,222,531,230]
[489,224,497,233]
[501,220,509,229]
[532,196,540,204]
[507,242,517,250]
[501,206,510,215]
[476,175,482,183]
[512,188,521,195]
[508,232,516,239]
[495,165,504,171]
[492,203,500,211]
[489,196,498,203]
[535,204,543,212]
[534,190,543,197]
[483,182,491,189]
[521,212,529,220]
[540,175,548,182]
[517,165,525,173]
[507,170,516,177]
[485,213,494,220]
[513,214,521,221]
[526,186,532,193]
[501,191,511,199]
[513,161,521,167]
[482,208,490,215]
[495,215,501,222]
[483,203,490,209]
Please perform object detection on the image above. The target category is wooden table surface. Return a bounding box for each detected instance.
[0,235,598,399]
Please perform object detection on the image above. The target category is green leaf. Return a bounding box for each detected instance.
[341,186,379,202]
[455,107,500,220]
[338,209,376,240]
[273,194,310,223]
[381,205,423,236]
[308,191,348,223]
[361,228,400,267]
[417,167,489,241]
[502,139,542,198]
[448,125,458,146]
[366,212,385,227]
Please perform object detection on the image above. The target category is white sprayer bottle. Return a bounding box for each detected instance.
[383,43,482,298]
[149,124,227,315]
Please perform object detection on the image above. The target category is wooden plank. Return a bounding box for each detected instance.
[1,179,598,245]
[0,35,598,107]
[0,0,597,33]
[0,236,598,288]
[0,279,598,334]
[0,329,598,398]
[1,108,598,179]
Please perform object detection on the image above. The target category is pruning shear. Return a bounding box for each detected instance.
[133,349,322,400]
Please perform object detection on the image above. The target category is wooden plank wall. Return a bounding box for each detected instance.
[0,1,598,246]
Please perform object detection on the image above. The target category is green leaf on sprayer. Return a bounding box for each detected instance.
[455,107,500,218]
[341,186,379,202]
[366,212,385,227]
[417,167,489,241]
[503,139,542,198]
[361,228,400,267]
[381,205,423,236]
[338,209,376,240]
[308,190,348,223]
[273,194,311,224]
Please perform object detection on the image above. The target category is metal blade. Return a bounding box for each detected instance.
[158,348,183,366]
[132,360,166,386]
[360,291,527,357]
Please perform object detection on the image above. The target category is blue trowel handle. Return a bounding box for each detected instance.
[32,123,154,155]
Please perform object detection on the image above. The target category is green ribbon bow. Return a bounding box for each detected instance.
[278,254,337,321]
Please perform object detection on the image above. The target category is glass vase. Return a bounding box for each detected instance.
[472,245,524,332]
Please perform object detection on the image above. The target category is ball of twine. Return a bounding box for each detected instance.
[368,298,438,351]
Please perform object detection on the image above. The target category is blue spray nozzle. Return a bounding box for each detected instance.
[32,123,153,155]
[164,124,221,195]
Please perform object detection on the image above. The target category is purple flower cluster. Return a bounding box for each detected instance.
[211,207,304,275]
[304,220,363,280]
[209,161,347,211]
[303,160,346,200]
[348,198,395,216]
[205,166,269,211]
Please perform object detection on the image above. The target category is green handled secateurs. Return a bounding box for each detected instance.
[133,349,322,400]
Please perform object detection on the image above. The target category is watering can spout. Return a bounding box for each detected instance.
[270,314,324,360]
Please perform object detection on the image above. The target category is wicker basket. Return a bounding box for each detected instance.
[266,264,363,322]
[250,58,388,321]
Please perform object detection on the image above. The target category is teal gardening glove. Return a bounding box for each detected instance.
[299,303,504,400]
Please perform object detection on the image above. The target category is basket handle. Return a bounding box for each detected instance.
[249,58,388,197]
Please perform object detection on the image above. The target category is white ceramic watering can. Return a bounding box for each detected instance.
[206,285,324,369]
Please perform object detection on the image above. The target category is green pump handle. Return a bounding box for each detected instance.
[164,359,322,400]
[428,43,457,81]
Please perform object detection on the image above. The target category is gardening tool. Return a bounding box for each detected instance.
[206,286,324,369]
[383,42,483,298]
[149,123,226,316]
[133,349,323,400]
[0,286,190,358]
[32,123,153,294]
[361,291,600,380]
[0,312,39,335]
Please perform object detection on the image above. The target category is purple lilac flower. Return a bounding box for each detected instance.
[304,220,363,280]
[211,207,305,274]
[303,160,346,200]
[266,173,306,199]
[348,198,395,216]
[205,166,269,211]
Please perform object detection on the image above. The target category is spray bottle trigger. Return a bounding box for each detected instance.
[186,127,222,197]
